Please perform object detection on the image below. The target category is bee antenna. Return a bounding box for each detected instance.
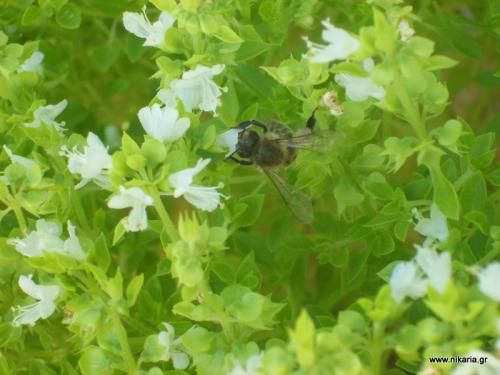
[306,107,318,131]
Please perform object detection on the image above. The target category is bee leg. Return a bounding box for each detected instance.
[227,155,254,165]
[236,120,268,132]
[306,108,318,131]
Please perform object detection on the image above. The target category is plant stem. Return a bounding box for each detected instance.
[110,307,137,374]
[11,198,27,233]
[148,185,178,242]
[370,322,385,375]
[71,191,91,233]
[394,78,426,140]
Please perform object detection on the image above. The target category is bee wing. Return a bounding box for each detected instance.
[262,168,313,224]
[272,129,339,152]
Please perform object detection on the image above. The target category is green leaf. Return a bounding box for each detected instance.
[79,346,114,375]
[211,261,236,284]
[126,274,144,307]
[373,9,397,54]
[425,55,458,71]
[94,233,110,272]
[232,194,265,227]
[421,147,459,220]
[334,178,365,215]
[212,25,243,44]
[55,3,82,30]
[369,230,395,257]
[112,222,126,245]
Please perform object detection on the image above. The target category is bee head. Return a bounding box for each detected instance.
[236,130,259,158]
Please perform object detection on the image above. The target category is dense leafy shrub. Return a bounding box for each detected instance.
[0,0,498,374]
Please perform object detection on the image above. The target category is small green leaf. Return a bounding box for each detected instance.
[212,25,243,44]
[94,233,110,272]
[334,178,365,215]
[126,274,144,307]
[55,3,82,30]
[79,346,114,375]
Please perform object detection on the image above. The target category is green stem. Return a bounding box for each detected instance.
[370,322,385,375]
[394,78,426,140]
[110,307,137,374]
[148,185,178,242]
[71,191,91,232]
[11,198,27,233]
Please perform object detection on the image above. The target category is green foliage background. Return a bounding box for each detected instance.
[0,0,498,374]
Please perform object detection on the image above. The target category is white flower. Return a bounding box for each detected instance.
[412,204,448,244]
[389,261,428,303]
[168,158,224,212]
[398,20,415,42]
[25,99,67,131]
[12,274,61,326]
[158,64,226,114]
[17,51,44,73]
[335,58,385,102]
[9,219,64,258]
[450,350,500,375]
[138,104,190,142]
[415,245,451,294]
[228,354,263,375]
[157,322,190,369]
[108,186,153,232]
[321,91,344,117]
[8,219,85,260]
[60,132,112,189]
[477,262,500,302]
[217,128,242,157]
[303,19,360,63]
[63,221,85,260]
[3,145,38,170]
[122,6,176,47]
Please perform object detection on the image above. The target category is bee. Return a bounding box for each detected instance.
[226,111,323,224]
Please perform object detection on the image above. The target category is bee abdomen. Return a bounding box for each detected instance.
[255,139,286,167]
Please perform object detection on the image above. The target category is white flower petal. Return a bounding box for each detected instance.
[108,187,153,232]
[63,221,85,260]
[123,8,175,47]
[390,261,428,303]
[18,275,60,301]
[335,73,385,102]
[123,10,152,39]
[184,185,222,212]
[415,246,451,294]
[413,204,448,243]
[138,104,190,142]
[172,351,190,370]
[477,262,500,301]
[61,132,112,188]
[168,65,225,113]
[17,51,44,73]
[168,158,211,193]
[304,19,360,63]
[217,128,242,157]
[25,99,68,130]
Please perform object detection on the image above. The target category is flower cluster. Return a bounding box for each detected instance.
[9,219,85,260]
[303,19,385,104]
